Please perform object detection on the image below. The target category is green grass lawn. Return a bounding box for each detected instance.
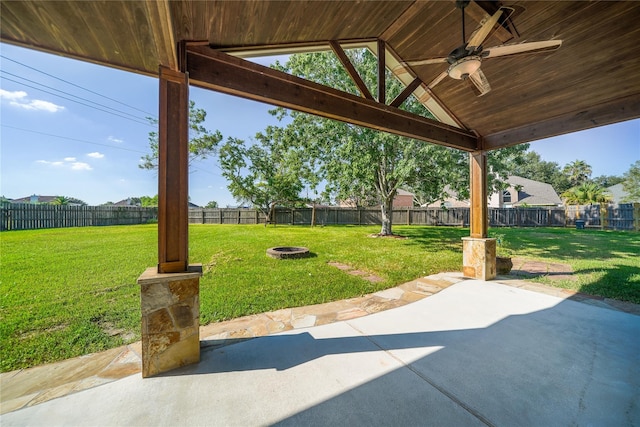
[1,224,638,372]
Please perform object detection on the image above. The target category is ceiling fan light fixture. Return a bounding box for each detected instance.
[447,56,482,79]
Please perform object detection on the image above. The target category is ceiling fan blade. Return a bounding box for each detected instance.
[482,40,563,58]
[428,71,448,89]
[466,8,503,52]
[404,57,448,67]
[468,68,491,96]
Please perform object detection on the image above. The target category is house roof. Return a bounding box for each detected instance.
[1,1,638,151]
[506,176,562,206]
[606,183,638,205]
[10,195,57,204]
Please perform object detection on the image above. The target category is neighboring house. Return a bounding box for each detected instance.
[606,183,638,205]
[10,195,58,204]
[338,189,415,208]
[393,189,414,208]
[428,176,562,208]
[498,176,563,208]
[113,198,200,208]
[10,194,85,206]
[425,185,470,208]
[113,198,141,207]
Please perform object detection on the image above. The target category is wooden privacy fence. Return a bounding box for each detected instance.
[565,203,639,231]
[189,204,639,231]
[2,203,637,231]
[0,203,157,231]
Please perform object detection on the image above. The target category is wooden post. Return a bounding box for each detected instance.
[469,151,488,238]
[157,66,189,274]
[600,203,608,230]
[634,203,640,232]
[463,151,496,280]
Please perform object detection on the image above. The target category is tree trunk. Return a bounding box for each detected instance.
[379,198,393,235]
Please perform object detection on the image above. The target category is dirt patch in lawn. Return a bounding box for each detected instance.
[328,262,385,283]
[368,233,408,239]
[510,258,576,281]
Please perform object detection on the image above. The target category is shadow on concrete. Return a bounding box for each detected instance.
[175,293,640,426]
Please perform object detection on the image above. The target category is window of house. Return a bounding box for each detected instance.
[503,190,512,203]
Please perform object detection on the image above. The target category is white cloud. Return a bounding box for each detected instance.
[87,152,104,159]
[0,89,64,112]
[36,160,64,167]
[0,89,27,100]
[108,136,124,144]
[35,157,92,171]
[71,162,92,171]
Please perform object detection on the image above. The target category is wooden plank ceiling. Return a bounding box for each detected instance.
[2,0,639,150]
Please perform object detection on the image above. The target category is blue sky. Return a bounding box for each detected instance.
[1,42,638,206]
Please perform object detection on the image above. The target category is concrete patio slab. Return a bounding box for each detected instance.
[2,278,638,426]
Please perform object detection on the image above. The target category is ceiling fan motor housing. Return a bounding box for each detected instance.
[448,55,482,79]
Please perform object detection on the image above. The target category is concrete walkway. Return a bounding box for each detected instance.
[2,274,639,426]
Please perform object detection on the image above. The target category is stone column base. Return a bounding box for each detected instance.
[137,264,202,378]
[462,237,496,280]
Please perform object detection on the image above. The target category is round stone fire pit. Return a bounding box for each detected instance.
[266,246,310,259]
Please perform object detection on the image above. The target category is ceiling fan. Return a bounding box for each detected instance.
[405,0,562,96]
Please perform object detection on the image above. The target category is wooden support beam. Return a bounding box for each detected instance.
[186,45,477,151]
[157,66,189,273]
[483,93,640,150]
[377,39,386,104]
[329,40,373,100]
[390,77,422,108]
[469,151,488,238]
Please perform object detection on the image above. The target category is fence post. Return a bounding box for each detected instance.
[634,203,640,232]
[600,204,608,230]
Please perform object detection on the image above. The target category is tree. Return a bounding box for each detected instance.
[273,49,528,235]
[561,182,612,205]
[139,100,223,170]
[140,195,158,207]
[218,126,308,225]
[562,160,592,188]
[205,200,219,208]
[512,151,571,193]
[51,196,70,205]
[591,174,624,188]
[621,160,640,202]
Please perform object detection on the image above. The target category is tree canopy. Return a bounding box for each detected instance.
[621,160,640,203]
[561,182,612,205]
[218,126,309,225]
[272,49,527,235]
[562,160,593,188]
[139,100,223,170]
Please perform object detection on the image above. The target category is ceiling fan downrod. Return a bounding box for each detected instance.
[456,0,470,46]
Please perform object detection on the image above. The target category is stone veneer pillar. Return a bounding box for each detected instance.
[462,237,496,281]
[137,264,202,377]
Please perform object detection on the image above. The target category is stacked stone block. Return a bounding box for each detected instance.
[137,265,202,377]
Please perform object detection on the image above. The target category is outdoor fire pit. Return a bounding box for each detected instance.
[266,246,310,259]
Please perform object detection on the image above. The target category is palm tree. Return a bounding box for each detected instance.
[562,160,592,188]
[51,196,70,205]
[562,182,612,205]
